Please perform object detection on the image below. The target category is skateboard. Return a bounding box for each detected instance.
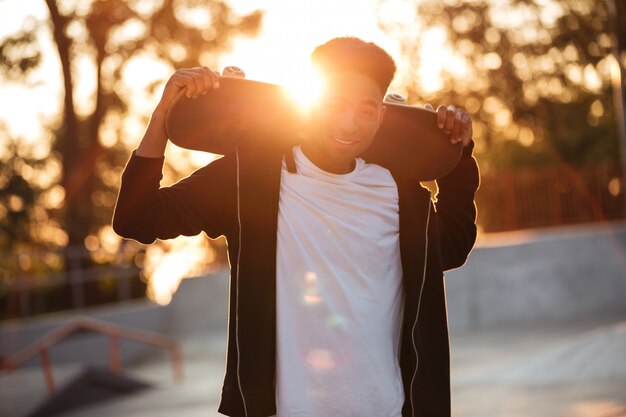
[165,69,462,181]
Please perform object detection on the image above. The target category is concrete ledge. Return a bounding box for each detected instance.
[445,221,626,329]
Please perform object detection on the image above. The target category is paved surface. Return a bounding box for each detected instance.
[449,316,626,417]
[3,315,626,417]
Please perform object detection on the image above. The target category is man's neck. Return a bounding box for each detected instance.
[300,143,355,175]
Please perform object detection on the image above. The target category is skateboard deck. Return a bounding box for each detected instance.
[165,76,462,181]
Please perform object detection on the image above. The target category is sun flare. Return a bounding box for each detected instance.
[282,66,325,110]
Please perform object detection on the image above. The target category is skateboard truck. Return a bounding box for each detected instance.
[222,66,246,78]
[384,93,407,105]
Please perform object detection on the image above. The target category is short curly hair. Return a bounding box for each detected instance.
[311,37,397,95]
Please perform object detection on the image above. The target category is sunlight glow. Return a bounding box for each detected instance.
[283,66,325,110]
[143,234,214,305]
[218,0,401,95]
[417,27,468,94]
[570,401,626,417]
[583,64,602,92]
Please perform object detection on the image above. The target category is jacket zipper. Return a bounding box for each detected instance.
[235,149,249,416]
[409,194,431,417]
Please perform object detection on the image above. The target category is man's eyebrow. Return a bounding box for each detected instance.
[361,99,379,108]
[325,94,379,107]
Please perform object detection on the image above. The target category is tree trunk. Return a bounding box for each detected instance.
[45,1,98,306]
[45,0,99,251]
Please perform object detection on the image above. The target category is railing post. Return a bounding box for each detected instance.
[18,269,30,318]
[109,333,122,374]
[68,245,84,309]
[39,347,56,394]
[507,172,518,230]
[170,344,184,382]
[552,169,563,225]
[116,267,131,302]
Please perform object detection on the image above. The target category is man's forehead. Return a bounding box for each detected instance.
[322,71,384,102]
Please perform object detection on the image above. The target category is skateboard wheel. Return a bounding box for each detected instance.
[222,66,246,79]
[384,93,406,104]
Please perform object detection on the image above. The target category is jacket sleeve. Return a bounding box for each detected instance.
[112,150,236,244]
[433,140,480,271]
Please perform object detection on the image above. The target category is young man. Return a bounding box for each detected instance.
[113,37,479,417]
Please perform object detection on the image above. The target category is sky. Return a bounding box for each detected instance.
[222,0,399,83]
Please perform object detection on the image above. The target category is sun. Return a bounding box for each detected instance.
[281,66,326,110]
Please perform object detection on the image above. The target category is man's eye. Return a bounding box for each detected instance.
[359,108,375,118]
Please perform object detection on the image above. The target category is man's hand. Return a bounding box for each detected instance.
[136,66,220,157]
[154,66,221,116]
[424,104,473,147]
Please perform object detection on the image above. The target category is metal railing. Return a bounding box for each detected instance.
[0,316,184,393]
[475,162,626,232]
[1,245,145,320]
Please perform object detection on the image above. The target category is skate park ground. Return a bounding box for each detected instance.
[2,221,626,417]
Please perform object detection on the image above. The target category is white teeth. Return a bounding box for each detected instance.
[332,136,355,145]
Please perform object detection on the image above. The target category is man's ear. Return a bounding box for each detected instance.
[377,105,387,130]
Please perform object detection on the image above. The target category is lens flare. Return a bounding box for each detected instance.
[305,348,336,371]
[326,314,348,330]
[302,271,322,305]
[283,67,325,110]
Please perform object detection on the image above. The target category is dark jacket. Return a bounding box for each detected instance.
[113,140,480,417]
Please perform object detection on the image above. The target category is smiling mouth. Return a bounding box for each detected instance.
[332,135,358,145]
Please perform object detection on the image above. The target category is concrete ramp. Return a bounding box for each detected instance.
[456,320,626,385]
[446,221,626,329]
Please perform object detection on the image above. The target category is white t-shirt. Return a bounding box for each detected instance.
[273,146,404,417]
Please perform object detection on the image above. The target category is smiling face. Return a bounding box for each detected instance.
[301,71,387,174]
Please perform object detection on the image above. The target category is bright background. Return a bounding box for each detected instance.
[0,0,409,144]
[0,0,623,305]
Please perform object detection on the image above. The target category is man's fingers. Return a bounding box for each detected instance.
[204,66,220,88]
[436,105,447,128]
[461,113,473,145]
[192,72,206,98]
[170,72,195,97]
[444,105,456,134]
[193,68,209,95]
[198,67,213,93]
[177,70,201,97]
[424,103,434,111]
[178,67,220,98]
[451,109,463,143]
[433,103,474,145]
[171,73,192,88]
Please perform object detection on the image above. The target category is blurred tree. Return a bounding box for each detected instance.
[0,1,261,263]
[377,0,626,172]
[0,21,41,81]
[0,159,36,248]
[0,124,65,250]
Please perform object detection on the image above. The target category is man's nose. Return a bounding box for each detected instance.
[337,108,358,134]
